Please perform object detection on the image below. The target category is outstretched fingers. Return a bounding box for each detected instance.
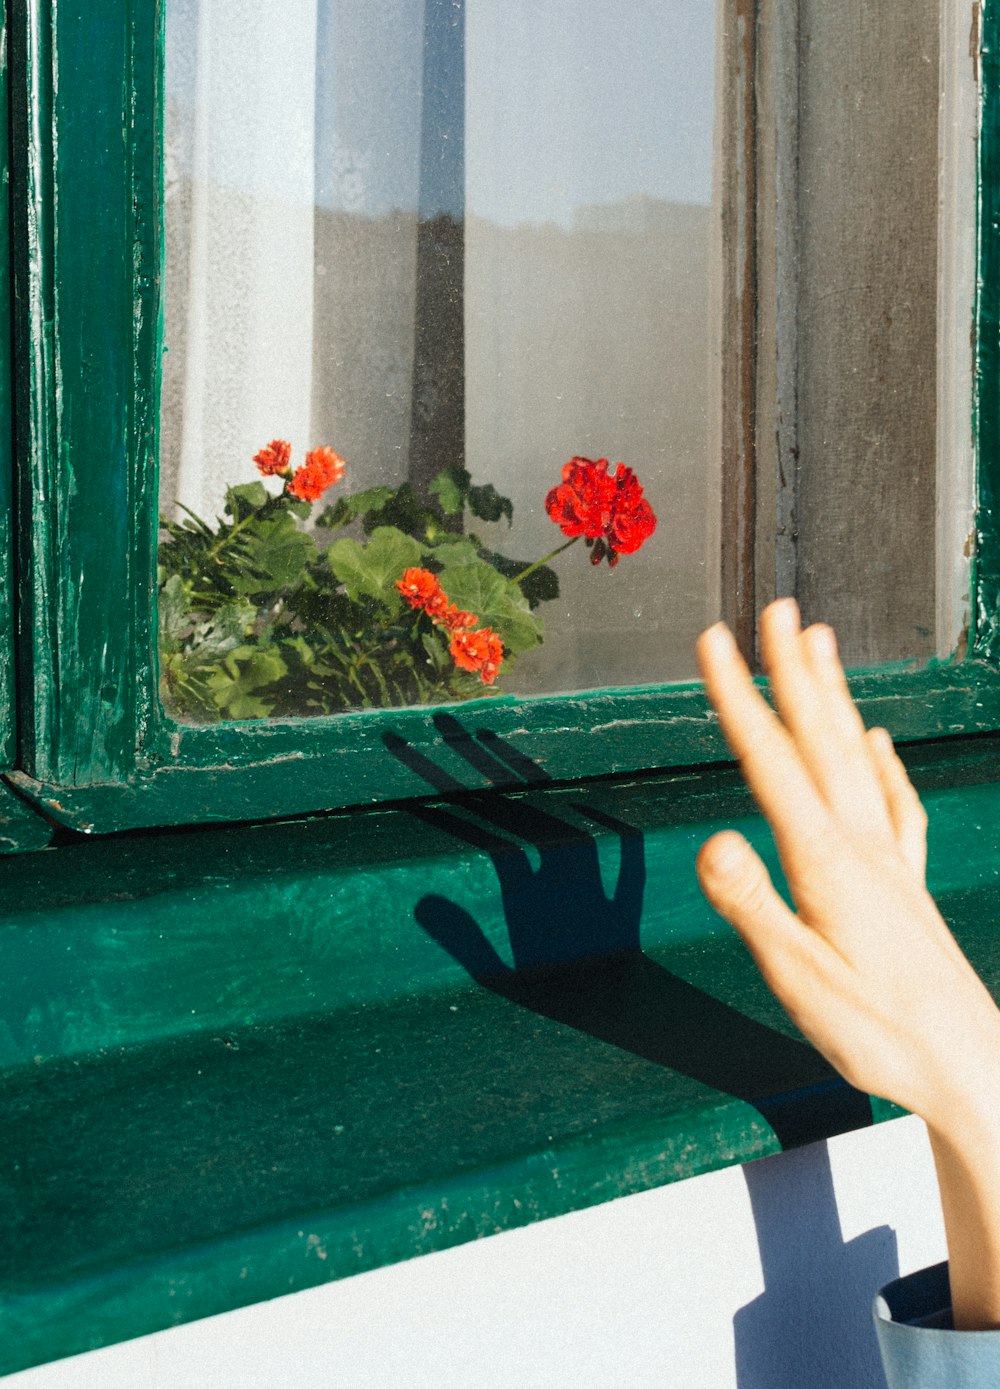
[697,831,819,995]
[696,621,833,874]
[760,602,895,842]
[865,726,928,881]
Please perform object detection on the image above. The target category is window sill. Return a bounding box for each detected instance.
[10,659,1000,833]
[3,736,1000,1373]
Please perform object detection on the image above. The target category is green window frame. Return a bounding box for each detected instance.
[2,0,1000,835]
[7,5,1000,1372]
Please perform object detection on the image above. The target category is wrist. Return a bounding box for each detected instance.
[901,971,1000,1135]
[920,1021,1000,1152]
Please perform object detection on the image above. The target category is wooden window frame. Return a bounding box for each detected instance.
[2,0,1000,834]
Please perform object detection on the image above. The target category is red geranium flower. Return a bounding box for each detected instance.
[544,457,617,540]
[449,627,504,684]
[288,445,346,502]
[439,602,478,632]
[607,464,657,559]
[395,568,501,683]
[423,586,450,620]
[253,438,293,478]
[545,455,656,566]
[396,567,443,611]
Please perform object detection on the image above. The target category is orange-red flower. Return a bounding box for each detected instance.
[288,445,346,502]
[426,589,451,621]
[449,627,504,684]
[395,568,459,623]
[397,567,443,611]
[544,457,617,540]
[545,455,656,566]
[253,438,293,477]
[396,567,501,683]
[439,602,478,632]
[607,464,657,558]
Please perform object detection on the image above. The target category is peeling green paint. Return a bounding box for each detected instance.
[3,0,1000,833]
[0,738,998,1373]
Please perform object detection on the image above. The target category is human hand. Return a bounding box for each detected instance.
[694,598,1000,1134]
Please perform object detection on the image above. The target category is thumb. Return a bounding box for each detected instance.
[696,831,799,954]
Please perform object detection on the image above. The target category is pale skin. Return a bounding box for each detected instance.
[696,598,1000,1331]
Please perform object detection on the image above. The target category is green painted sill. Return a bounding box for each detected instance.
[3,736,1000,1373]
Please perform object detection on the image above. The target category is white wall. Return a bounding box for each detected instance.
[8,1116,944,1389]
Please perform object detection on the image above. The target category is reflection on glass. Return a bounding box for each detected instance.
[158,0,720,720]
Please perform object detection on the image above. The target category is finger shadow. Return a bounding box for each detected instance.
[734,1144,897,1388]
[389,721,873,1149]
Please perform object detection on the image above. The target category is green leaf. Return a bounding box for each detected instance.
[468,482,514,526]
[230,514,316,593]
[437,561,544,655]
[488,552,560,608]
[423,539,482,569]
[317,486,395,531]
[172,501,215,536]
[421,628,453,676]
[326,526,422,608]
[158,574,194,646]
[208,645,289,719]
[429,465,470,516]
[196,600,257,656]
[358,483,438,539]
[291,583,362,632]
[225,481,270,516]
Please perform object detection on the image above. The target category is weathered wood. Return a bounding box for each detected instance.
[719,0,759,664]
[976,0,1000,663]
[753,0,800,616]
[0,17,15,768]
[8,0,999,834]
[794,0,940,664]
[3,732,1000,1372]
[7,661,1000,832]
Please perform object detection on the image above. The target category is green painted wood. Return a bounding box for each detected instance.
[7,661,1000,832]
[0,16,15,768]
[9,0,156,784]
[3,0,998,833]
[0,736,998,1371]
[0,778,52,851]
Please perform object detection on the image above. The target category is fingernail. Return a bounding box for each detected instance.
[701,830,748,877]
[767,597,800,631]
[806,623,838,660]
[700,621,736,651]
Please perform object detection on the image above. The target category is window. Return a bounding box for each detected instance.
[2,2,1000,1375]
[3,0,996,834]
[158,0,718,721]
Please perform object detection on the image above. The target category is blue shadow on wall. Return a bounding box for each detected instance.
[734,1142,898,1389]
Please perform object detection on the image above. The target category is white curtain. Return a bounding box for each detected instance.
[161,0,318,520]
[160,0,428,522]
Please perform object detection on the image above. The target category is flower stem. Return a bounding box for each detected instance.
[510,536,579,584]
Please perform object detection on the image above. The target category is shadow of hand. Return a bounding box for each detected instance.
[386,715,872,1148]
[386,714,643,970]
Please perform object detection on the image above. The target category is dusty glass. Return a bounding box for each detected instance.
[158,0,721,721]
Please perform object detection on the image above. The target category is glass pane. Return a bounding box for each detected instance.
[158,0,721,721]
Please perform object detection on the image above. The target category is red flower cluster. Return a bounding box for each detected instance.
[288,446,346,502]
[253,439,293,477]
[396,567,503,684]
[252,439,346,503]
[544,456,656,568]
[449,627,504,685]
